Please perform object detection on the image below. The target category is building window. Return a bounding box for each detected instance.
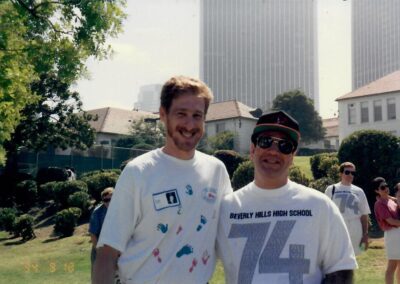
[373,100,382,122]
[387,98,396,120]
[360,101,369,123]
[348,103,356,125]
[216,122,225,133]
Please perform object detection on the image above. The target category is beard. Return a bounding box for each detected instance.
[165,119,203,152]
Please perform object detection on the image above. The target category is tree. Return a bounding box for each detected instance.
[116,118,165,150]
[207,131,236,152]
[0,0,127,166]
[338,129,400,232]
[272,90,325,143]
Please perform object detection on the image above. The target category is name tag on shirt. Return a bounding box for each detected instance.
[153,189,181,211]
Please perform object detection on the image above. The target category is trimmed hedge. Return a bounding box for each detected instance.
[54,207,82,237]
[13,214,35,240]
[36,167,68,186]
[0,207,18,232]
[82,171,119,202]
[15,180,37,211]
[232,161,254,190]
[213,150,246,178]
[67,191,91,215]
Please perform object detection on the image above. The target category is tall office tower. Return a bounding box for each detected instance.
[134,84,162,113]
[200,0,319,111]
[352,0,400,90]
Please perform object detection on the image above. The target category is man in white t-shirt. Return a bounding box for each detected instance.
[325,162,371,256]
[93,76,232,284]
[217,110,357,284]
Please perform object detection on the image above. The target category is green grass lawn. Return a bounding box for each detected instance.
[0,228,387,283]
[293,156,312,179]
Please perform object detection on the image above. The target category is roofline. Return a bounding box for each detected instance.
[336,89,400,101]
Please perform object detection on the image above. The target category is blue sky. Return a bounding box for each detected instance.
[76,0,351,119]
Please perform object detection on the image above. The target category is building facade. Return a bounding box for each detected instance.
[352,0,400,90]
[134,84,162,113]
[337,71,400,142]
[200,0,319,111]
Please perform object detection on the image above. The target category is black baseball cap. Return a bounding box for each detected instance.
[251,110,301,144]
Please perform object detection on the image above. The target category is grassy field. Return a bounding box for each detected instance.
[293,156,313,179]
[0,227,387,283]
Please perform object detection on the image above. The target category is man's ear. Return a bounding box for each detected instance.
[250,143,255,160]
[159,106,166,122]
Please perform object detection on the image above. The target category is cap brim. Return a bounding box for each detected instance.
[252,124,300,143]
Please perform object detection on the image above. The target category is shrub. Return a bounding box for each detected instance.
[37,181,58,204]
[310,152,338,180]
[338,130,400,223]
[15,180,37,211]
[53,181,88,209]
[308,177,336,193]
[232,160,254,190]
[13,214,35,240]
[54,207,82,237]
[213,150,246,178]
[68,191,91,215]
[36,167,68,186]
[79,169,121,179]
[289,165,310,186]
[82,171,119,202]
[208,131,236,151]
[0,207,18,232]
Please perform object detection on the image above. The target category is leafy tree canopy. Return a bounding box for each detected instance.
[272,90,325,143]
[116,118,165,150]
[0,0,127,166]
[207,131,235,152]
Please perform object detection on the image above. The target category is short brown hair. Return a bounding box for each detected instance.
[101,187,113,198]
[160,76,213,114]
[339,162,355,173]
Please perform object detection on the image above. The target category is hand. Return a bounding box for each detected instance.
[360,234,369,251]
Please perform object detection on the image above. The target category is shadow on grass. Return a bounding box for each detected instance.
[42,237,60,243]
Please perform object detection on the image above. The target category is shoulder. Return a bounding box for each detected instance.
[195,150,226,167]
[290,181,336,205]
[351,184,364,192]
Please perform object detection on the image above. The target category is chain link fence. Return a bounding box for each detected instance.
[16,145,149,177]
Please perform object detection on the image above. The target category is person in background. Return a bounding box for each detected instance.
[93,76,232,284]
[89,187,113,281]
[325,162,371,255]
[373,177,400,284]
[217,110,357,284]
[65,167,76,181]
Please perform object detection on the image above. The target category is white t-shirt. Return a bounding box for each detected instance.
[98,148,232,284]
[325,183,370,221]
[217,180,357,284]
[325,183,371,255]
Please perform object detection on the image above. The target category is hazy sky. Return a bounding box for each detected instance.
[76,0,351,119]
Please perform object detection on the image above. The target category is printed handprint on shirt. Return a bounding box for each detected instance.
[202,250,210,265]
[189,258,198,273]
[196,215,207,231]
[185,184,193,195]
[176,244,193,258]
[157,223,168,233]
[152,248,162,263]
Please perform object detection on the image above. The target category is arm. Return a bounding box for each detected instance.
[322,270,354,284]
[92,245,120,284]
[359,215,369,249]
[90,234,98,248]
[385,217,400,227]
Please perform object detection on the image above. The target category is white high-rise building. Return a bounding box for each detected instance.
[134,84,162,113]
[352,0,400,90]
[200,0,319,111]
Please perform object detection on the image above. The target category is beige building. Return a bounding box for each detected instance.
[86,107,157,146]
[301,117,339,150]
[336,70,400,142]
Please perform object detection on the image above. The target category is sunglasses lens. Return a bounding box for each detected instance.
[380,184,388,190]
[257,136,273,149]
[344,170,356,176]
[257,136,294,154]
[278,141,294,154]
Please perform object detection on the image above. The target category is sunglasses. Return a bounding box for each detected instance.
[379,184,388,190]
[344,170,356,176]
[102,198,111,202]
[256,136,296,154]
